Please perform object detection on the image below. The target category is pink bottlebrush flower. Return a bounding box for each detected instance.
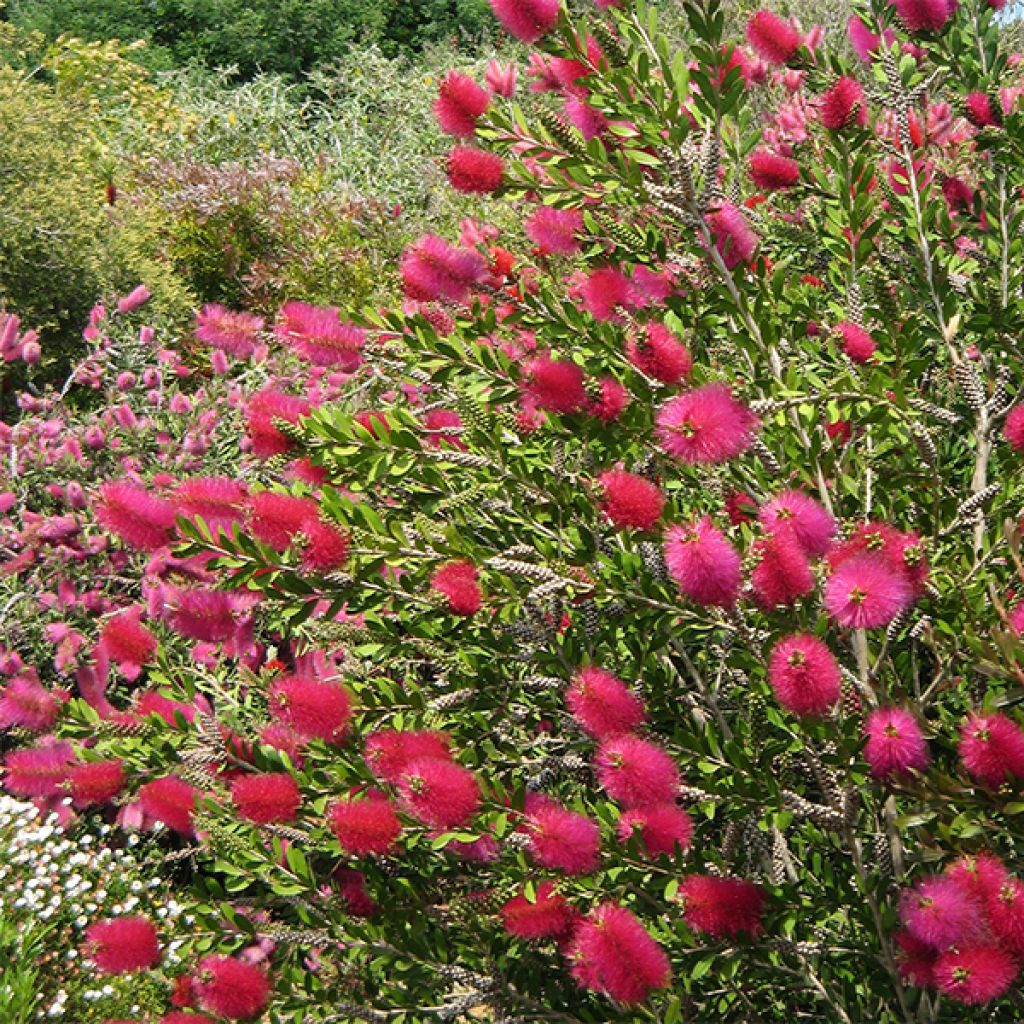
[431,561,483,615]
[847,16,888,60]
[400,234,486,304]
[2,741,74,798]
[595,735,680,808]
[485,59,517,97]
[447,146,505,194]
[299,517,349,572]
[864,707,930,779]
[759,489,835,557]
[824,552,913,628]
[194,304,264,358]
[435,71,490,136]
[422,409,466,450]
[231,773,301,824]
[245,389,311,459]
[95,480,176,552]
[746,10,802,65]
[965,91,1001,128]
[138,775,199,835]
[664,518,743,607]
[194,955,270,1020]
[706,201,759,268]
[587,376,631,423]
[569,903,670,1005]
[819,76,867,130]
[597,469,665,531]
[749,149,801,190]
[69,759,126,807]
[173,476,248,538]
[900,876,987,950]
[135,690,198,728]
[0,674,66,731]
[828,521,929,596]
[247,491,319,551]
[397,757,481,829]
[894,929,939,986]
[679,874,766,938]
[768,634,841,717]
[269,675,353,745]
[751,529,815,608]
[276,301,365,371]
[1004,406,1024,451]
[566,666,645,739]
[947,852,1011,905]
[329,794,402,855]
[836,321,876,363]
[525,801,601,874]
[100,607,157,678]
[563,95,609,140]
[116,285,152,314]
[522,354,588,413]
[617,803,693,858]
[85,916,160,974]
[892,0,955,33]
[525,206,584,255]
[985,879,1024,955]
[626,322,692,385]
[580,266,632,322]
[655,385,758,464]
[364,729,453,784]
[960,712,1024,786]
[934,945,1018,1005]
[334,867,378,917]
[501,882,578,940]
[489,0,561,43]
[168,588,239,644]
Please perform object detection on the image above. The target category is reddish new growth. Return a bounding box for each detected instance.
[329,794,402,855]
[566,666,645,739]
[679,874,766,938]
[768,633,841,717]
[230,772,301,824]
[193,955,271,1021]
[85,915,160,974]
[596,469,665,532]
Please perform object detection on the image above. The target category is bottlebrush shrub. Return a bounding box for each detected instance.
[6,0,1024,1021]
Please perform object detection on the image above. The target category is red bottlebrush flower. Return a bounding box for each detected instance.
[1004,406,1024,451]
[231,772,301,824]
[581,266,632,321]
[100,607,156,677]
[435,70,490,137]
[169,588,238,644]
[768,634,841,717]
[397,757,481,828]
[824,552,913,628]
[664,518,742,607]
[0,674,66,731]
[194,303,264,358]
[525,800,601,874]
[69,759,126,807]
[568,903,671,1005]
[893,0,955,33]
[194,955,270,1020]
[959,712,1024,786]
[135,690,197,728]
[489,0,561,43]
[934,945,1018,1005]
[749,149,800,190]
[626,322,692,385]
[329,794,402,856]
[522,355,588,413]
[276,301,365,371]
[597,469,665,531]
[894,928,938,987]
[759,489,836,557]
[588,376,630,423]
[986,879,1024,955]
[655,385,759,464]
[679,874,766,938]
[3,741,73,798]
[566,666,645,739]
[947,852,1011,905]
[525,205,583,255]
[139,775,199,835]
[447,146,504,194]
[864,707,930,779]
[245,389,311,458]
[595,735,680,808]
[501,882,578,940]
[706,201,759,268]
[364,729,453,783]
[899,876,986,950]
[745,10,801,64]
[247,491,318,551]
[617,803,693,858]
[431,561,483,615]
[400,234,486,304]
[965,91,1001,128]
[299,517,349,572]
[269,675,353,745]
[173,477,247,537]
[95,480,176,552]
[422,409,466,450]
[751,529,815,608]
[819,76,867,130]
[85,916,160,974]
[836,321,876,363]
